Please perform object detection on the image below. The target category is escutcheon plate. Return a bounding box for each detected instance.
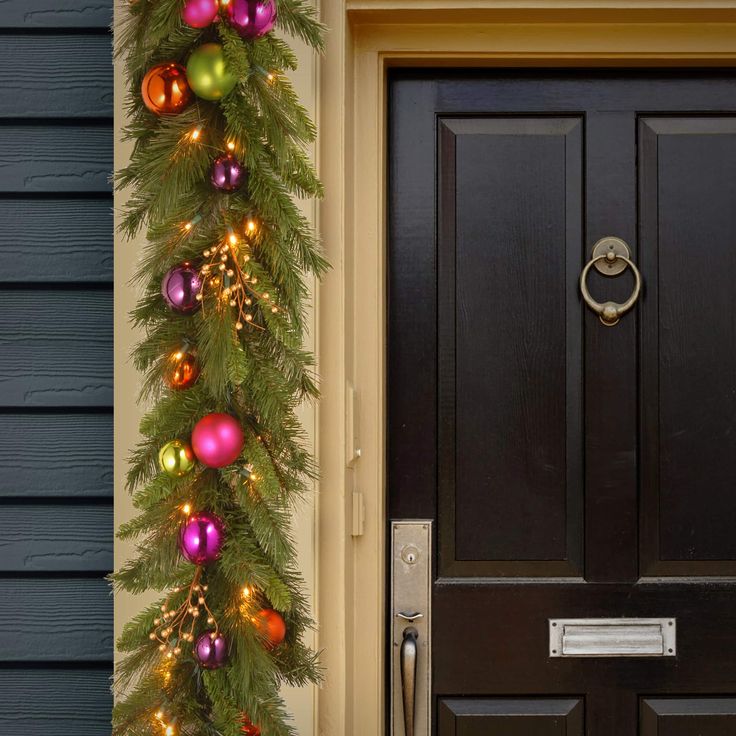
[591,236,632,276]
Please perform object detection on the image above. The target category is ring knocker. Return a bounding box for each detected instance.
[580,237,642,326]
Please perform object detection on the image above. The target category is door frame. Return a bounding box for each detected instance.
[316,4,736,733]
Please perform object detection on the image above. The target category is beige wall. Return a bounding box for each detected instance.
[113,2,321,732]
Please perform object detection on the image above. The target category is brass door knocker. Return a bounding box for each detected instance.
[580,237,642,326]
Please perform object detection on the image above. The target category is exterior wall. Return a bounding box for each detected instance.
[113,1,320,731]
[0,0,114,732]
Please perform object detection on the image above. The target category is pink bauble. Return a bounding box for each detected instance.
[182,0,219,28]
[161,263,202,314]
[191,413,244,468]
[223,0,277,38]
[179,512,225,564]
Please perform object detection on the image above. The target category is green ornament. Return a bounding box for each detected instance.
[158,439,196,477]
[186,43,237,101]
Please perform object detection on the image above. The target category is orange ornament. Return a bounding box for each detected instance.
[164,349,200,390]
[255,608,286,649]
[240,715,261,736]
[141,62,193,115]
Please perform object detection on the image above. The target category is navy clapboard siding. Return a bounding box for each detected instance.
[0,290,113,407]
[0,199,113,283]
[0,579,112,660]
[0,126,112,193]
[0,504,113,571]
[0,36,113,117]
[0,414,112,497]
[0,1,112,28]
[0,2,113,730]
[0,670,111,735]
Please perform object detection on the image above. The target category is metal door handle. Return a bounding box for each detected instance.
[400,627,418,736]
[580,237,642,326]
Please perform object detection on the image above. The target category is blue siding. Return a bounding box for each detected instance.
[0,2,113,732]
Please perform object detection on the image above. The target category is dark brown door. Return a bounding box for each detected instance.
[388,71,736,735]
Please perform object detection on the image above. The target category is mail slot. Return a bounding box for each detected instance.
[549,618,676,658]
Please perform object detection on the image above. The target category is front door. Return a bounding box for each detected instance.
[388,71,736,735]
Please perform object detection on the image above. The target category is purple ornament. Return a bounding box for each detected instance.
[179,512,225,565]
[223,0,277,38]
[182,0,219,28]
[194,631,228,669]
[211,153,246,192]
[162,263,202,314]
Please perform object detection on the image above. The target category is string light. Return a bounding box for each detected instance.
[182,503,191,515]
[189,126,202,142]
[227,141,236,152]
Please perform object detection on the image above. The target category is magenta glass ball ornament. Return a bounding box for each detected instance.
[194,631,228,669]
[191,413,245,468]
[161,263,202,314]
[223,0,277,38]
[182,0,219,27]
[179,512,225,565]
[211,153,246,192]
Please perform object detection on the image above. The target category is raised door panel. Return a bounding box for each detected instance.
[437,117,583,577]
[439,698,584,735]
[641,698,736,734]
[640,117,736,576]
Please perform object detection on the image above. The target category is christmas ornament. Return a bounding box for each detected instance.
[224,0,277,38]
[255,608,286,649]
[211,153,246,192]
[180,512,225,565]
[186,43,237,101]
[191,413,244,468]
[182,0,219,27]
[240,716,261,736]
[162,263,202,313]
[158,440,196,477]
[165,348,200,390]
[194,631,228,669]
[141,62,192,115]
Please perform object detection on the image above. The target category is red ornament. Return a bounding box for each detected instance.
[255,608,286,649]
[141,62,192,115]
[240,715,261,736]
[191,413,245,468]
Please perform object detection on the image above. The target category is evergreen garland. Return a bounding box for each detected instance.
[113,1,326,734]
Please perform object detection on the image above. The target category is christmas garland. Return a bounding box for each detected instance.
[113,2,326,735]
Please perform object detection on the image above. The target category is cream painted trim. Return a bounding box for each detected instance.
[316,4,736,735]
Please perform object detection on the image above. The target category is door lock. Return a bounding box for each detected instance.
[391,521,431,736]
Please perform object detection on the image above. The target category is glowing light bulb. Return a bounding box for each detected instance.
[246,220,256,234]
[227,141,236,151]
[182,503,191,515]
[190,127,202,141]
[242,586,251,598]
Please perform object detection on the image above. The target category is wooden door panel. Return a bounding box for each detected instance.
[389,73,736,735]
[438,698,584,735]
[641,698,736,734]
[438,117,584,577]
[640,117,736,576]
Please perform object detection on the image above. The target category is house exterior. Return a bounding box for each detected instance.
[112,1,736,734]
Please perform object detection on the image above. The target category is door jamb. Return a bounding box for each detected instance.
[316,5,736,734]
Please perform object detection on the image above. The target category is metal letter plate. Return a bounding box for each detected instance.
[549,618,676,658]
[391,520,432,736]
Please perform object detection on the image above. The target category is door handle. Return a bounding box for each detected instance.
[400,626,419,736]
[580,236,642,326]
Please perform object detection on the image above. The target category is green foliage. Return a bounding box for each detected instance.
[113,1,325,734]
